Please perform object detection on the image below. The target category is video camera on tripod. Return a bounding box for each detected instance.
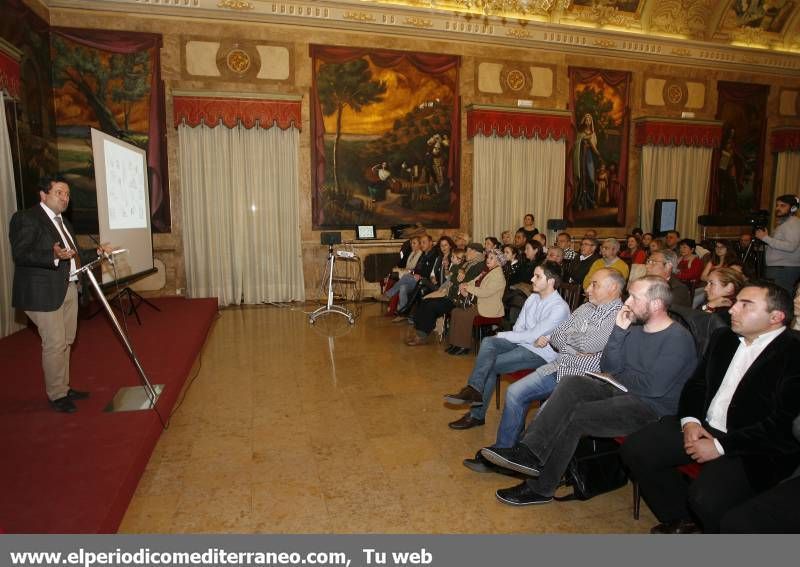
[745,209,770,232]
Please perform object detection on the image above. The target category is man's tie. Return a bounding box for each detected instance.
[54,216,81,269]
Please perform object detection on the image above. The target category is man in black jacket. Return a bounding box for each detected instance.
[564,237,599,288]
[621,281,800,533]
[9,176,109,413]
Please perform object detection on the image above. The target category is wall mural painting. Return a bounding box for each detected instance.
[731,0,794,32]
[51,29,169,234]
[310,45,460,229]
[565,67,631,228]
[708,81,769,215]
[572,0,642,12]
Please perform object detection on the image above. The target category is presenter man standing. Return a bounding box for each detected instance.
[9,176,112,413]
[755,194,800,294]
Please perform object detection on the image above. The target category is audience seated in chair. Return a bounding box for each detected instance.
[382,234,437,319]
[556,232,576,263]
[564,237,599,288]
[463,268,626,474]
[481,276,698,507]
[443,262,570,431]
[406,247,483,346]
[676,238,704,288]
[621,281,800,534]
[583,238,629,290]
[645,249,692,308]
[445,248,507,355]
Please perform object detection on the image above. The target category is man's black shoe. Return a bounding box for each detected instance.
[481,444,541,476]
[66,388,90,400]
[463,451,527,477]
[444,385,483,406]
[650,520,702,534]
[496,481,553,506]
[50,397,77,413]
[448,347,470,356]
[448,412,485,430]
[445,345,458,354]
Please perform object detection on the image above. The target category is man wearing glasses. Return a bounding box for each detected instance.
[645,249,691,308]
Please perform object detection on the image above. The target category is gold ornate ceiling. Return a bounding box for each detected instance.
[40,1,800,73]
[370,0,800,49]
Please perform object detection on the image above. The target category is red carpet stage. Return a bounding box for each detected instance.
[0,297,218,533]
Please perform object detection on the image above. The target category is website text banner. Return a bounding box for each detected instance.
[0,535,789,567]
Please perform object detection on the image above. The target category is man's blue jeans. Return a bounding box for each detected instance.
[466,336,547,421]
[385,273,418,312]
[495,368,558,448]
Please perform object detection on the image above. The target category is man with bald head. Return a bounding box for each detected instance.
[482,275,697,506]
[464,268,624,473]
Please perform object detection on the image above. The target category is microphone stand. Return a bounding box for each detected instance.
[72,255,164,412]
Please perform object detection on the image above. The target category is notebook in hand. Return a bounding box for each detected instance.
[584,371,628,393]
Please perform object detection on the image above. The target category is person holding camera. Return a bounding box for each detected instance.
[754,195,800,294]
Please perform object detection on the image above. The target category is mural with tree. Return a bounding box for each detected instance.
[50,30,169,233]
[311,46,460,229]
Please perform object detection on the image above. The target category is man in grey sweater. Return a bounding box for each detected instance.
[755,194,800,293]
[481,276,698,506]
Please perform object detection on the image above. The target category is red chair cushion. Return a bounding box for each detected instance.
[473,316,502,327]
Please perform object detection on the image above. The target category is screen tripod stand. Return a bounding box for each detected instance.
[308,243,356,325]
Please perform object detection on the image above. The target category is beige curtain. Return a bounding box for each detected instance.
[774,151,800,197]
[177,122,305,306]
[640,144,713,238]
[1,93,24,338]
[473,134,566,240]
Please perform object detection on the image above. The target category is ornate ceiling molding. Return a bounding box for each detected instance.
[42,0,800,75]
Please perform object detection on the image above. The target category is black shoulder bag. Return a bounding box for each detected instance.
[554,437,629,501]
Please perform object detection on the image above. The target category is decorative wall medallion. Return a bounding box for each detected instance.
[215,41,262,80]
[500,65,532,93]
[662,79,688,109]
[226,48,252,74]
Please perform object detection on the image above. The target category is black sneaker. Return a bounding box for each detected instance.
[496,481,553,506]
[444,386,483,406]
[463,451,527,477]
[480,444,541,476]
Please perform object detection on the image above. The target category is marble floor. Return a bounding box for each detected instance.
[119,301,656,533]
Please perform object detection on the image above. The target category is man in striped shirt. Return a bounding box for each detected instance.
[463,268,624,472]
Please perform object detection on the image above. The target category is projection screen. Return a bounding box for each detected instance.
[91,128,155,285]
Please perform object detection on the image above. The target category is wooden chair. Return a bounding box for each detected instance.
[472,315,503,353]
[558,282,584,312]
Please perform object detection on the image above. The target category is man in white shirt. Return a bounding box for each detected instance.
[444,262,570,430]
[10,176,110,413]
[621,281,800,533]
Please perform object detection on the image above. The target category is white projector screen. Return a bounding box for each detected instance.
[91,128,155,284]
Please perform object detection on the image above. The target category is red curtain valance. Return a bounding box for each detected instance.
[771,128,800,153]
[0,50,20,99]
[467,108,572,141]
[634,119,722,148]
[173,96,302,130]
